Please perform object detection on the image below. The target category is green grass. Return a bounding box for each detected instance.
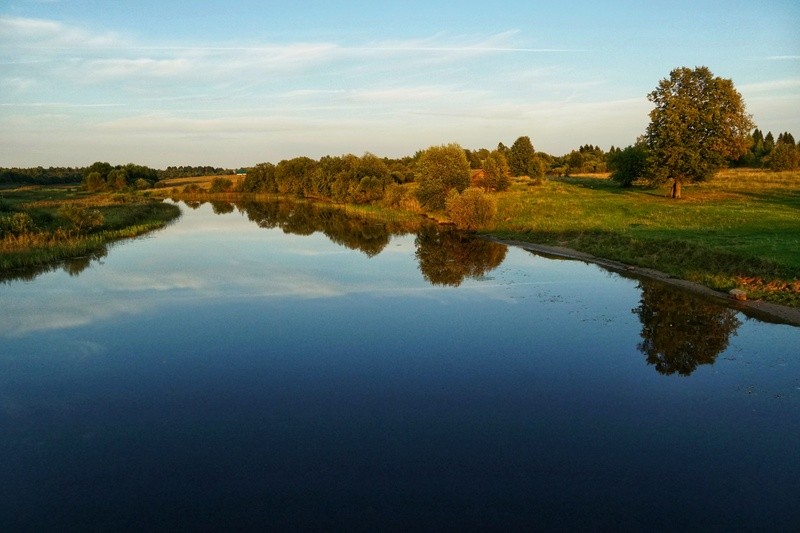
[486,169,800,306]
[1,188,180,272]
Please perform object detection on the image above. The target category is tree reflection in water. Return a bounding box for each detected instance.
[415,225,507,286]
[210,201,235,215]
[235,200,507,285]
[236,200,398,256]
[633,278,741,376]
[0,248,106,284]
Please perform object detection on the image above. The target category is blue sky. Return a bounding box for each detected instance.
[1,0,798,168]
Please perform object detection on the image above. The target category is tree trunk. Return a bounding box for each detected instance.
[671,180,682,199]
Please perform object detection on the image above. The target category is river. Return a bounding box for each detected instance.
[1,199,798,530]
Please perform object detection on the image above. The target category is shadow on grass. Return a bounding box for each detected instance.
[554,176,669,198]
[736,190,800,211]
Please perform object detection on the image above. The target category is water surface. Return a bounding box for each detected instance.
[2,200,798,530]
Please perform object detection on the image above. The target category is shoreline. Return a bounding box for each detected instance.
[489,237,800,328]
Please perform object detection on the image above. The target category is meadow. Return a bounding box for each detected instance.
[0,187,180,271]
[488,169,800,305]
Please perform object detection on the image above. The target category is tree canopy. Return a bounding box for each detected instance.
[645,66,754,198]
[608,143,649,187]
[415,143,471,210]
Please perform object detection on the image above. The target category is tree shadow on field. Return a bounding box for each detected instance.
[736,190,800,211]
[561,176,667,197]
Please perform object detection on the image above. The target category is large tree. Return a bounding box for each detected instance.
[645,66,754,198]
[507,136,536,177]
[415,143,471,210]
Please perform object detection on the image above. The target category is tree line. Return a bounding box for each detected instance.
[0,167,83,186]
[0,163,233,188]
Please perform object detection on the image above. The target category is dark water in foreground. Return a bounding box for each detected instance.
[1,200,798,531]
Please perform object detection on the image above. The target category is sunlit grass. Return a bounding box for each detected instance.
[487,169,800,306]
[1,188,180,271]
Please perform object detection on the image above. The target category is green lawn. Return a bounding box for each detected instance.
[487,169,800,306]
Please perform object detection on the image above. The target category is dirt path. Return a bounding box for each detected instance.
[490,237,800,328]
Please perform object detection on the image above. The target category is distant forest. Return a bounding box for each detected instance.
[2,128,797,189]
[0,164,231,187]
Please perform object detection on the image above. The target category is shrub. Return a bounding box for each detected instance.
[609,144,650,187]
[415,144,471,210]
[134,178,152,190]
[355,176,384,203]
[57,203,104,233]
[209,177,234,193]
[0,212,36,237]
[445,187,497,231]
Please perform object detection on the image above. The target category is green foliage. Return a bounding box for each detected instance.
[275,157,318,196]
[645,66,754,197]
[81,162,159,192]
[445,187,497,230]
[766,140,800,171]
[608,144,650,187]
[84,162,113,180]
[480,150,511,192]
[239,163,278,193]
[507,136,536,177]
[134,178,152,190]
[57,203,104,233]
[564,145,607,175]
[161,165,230,179]
[107,168,128,191]
[415,143,471,210]
[0,166,83,186]
[355,176,384,203]
[0,212,36,237]
[84,171,105,192]
[382,183,404,207]
[209,177,234,193]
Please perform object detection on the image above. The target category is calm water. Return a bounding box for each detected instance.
[1,200,798,530]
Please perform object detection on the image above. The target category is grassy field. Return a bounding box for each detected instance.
[0,187,180,272]
[487,169,800,306]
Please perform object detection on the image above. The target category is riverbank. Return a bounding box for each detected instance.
[490,237,800,327]
[154,168,799,310]
[0,188,181,272]
[485,169,799,308]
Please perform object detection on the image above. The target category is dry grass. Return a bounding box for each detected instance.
[155,175,244,191]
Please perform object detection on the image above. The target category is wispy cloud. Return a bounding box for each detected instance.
[740,78,800,93]
[0,14,122,49]
[0,102,125,107]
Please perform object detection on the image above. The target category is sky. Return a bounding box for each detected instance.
[1,0,799,169]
